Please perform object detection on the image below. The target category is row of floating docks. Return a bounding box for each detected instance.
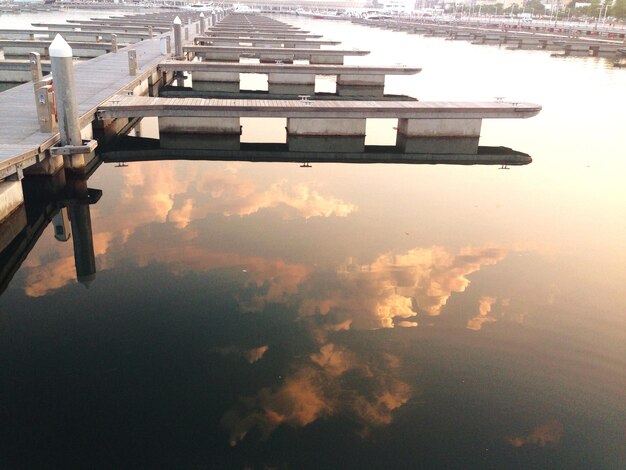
[352,17,626,66]
[0,11,542,248]
[0,10,541,292]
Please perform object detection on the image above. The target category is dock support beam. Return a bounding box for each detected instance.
[268,72,315,94]
[191,71,240,92]
[50,34,86,171]
[396,118,482,154]
[287,118,366,152]
[309,54,344,65]
[158,117,241,150]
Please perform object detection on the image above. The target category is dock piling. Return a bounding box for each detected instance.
[173,16,183,60]
[199,13,205,36]
[49,34,86,170]
[111,33,117,53]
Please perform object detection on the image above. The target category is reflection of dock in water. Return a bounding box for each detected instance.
[0,171,101,296]
[101,136,532,166]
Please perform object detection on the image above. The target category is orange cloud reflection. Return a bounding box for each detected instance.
[223,343,411,446]
[467,296,498,331]
[506,420,564,447]
[299,246,507,330]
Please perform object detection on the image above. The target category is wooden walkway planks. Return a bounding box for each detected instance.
[157,60,421,75]
[0,28,191,174]
[97,96,542,120]
[184,45,370,56]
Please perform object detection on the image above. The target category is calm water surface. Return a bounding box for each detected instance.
[0,12,624,469]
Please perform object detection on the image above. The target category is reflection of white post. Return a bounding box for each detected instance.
[50,34,85,170]
[173,16,183,60]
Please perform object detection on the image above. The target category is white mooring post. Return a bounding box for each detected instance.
[199,12,205,36]
[49,34,85,170]
[173,16,183,60]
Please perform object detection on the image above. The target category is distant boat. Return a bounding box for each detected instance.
[232,4,260,13]
[183,3,215,12]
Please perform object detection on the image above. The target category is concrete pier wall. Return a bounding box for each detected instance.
[193,71,239,82]
[268,72,315,84]
[397,118,482,137]
[287,118,366,136]
[337,74,385,86]
[0,181,24,224]
[310,54,343,65]
[159,116,241,134]
[0,203,26,253]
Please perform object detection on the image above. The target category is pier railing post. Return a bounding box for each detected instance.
[49,34,85,170]
[173,16,183,60]
[29,52,42,82]
[128,49,137,76]
[111,33,118,53]
[148,25,153,38]
[31,51,56,133]
[34,81,57,133]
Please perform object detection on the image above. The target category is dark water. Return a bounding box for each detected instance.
[0,13,625,469]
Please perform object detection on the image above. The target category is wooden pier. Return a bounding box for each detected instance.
[0,11,542,227]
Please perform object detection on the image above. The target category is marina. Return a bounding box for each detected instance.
[0,5,624,469]
[0,10,543,229]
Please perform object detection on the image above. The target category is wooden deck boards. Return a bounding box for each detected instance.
[158,61,421,75]
[0,30,184,173]
[97,95,542,120]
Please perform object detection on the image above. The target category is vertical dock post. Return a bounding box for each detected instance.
[111,33,118,53]
[148,25,153,38]
[49,34,85,171]
[173,16,183,60]
[128,49,137,76]
[199,12,205,35]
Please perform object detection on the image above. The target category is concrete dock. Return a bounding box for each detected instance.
[353,17,626,63]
